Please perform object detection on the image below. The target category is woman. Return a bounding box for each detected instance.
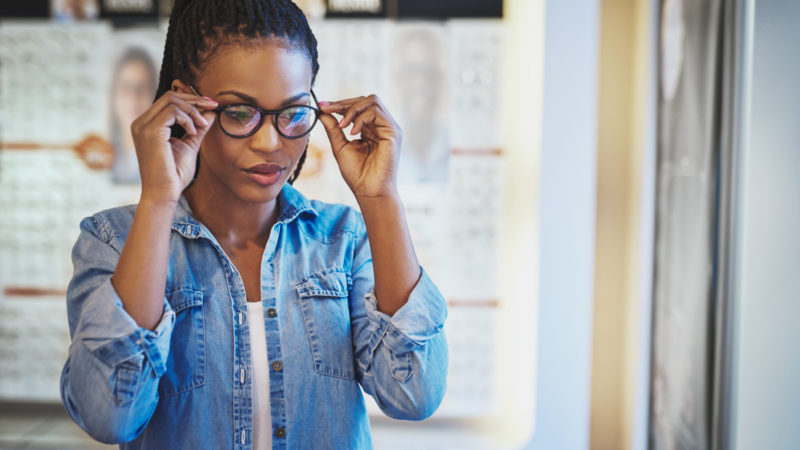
[59,1,448,448]
[110,47,157,183]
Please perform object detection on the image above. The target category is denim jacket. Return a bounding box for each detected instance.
[60,184,448,450]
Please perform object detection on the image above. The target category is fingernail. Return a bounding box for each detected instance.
[339,118,346,128]
[318,101,330,107]
[203,96,218,105]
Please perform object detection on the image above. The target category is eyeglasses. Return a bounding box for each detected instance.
[190,86,321,139]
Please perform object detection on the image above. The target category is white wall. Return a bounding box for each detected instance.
[732,0,800,448]
[524,0,599,448]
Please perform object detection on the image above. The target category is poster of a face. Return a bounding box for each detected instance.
[389,24,450,184]
[108,28,164,184]
[51,0,99,21]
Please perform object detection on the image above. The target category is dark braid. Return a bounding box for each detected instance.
[156,0,319,184]
[288,145,307,184]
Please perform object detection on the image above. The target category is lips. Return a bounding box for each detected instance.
[243,163,284,186]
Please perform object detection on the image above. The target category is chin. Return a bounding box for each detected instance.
[235,180,287,205]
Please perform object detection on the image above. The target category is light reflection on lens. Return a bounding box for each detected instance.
[218,104,318,138]
[222,105,261,134]
[278,107,314,136]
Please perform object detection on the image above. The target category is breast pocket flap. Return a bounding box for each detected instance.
[296,270,349,299]
[167,288,203,313]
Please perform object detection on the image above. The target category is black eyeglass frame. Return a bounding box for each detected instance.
[190,85,322,139]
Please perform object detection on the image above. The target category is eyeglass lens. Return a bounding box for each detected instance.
[219,104,317,138]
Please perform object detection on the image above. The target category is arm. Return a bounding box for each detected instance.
[319,94,448,418]
[61,216,175,443]
[112,198,179,329]
[60,86,217,442]
[318,94,419,316]
[115,87,217,330]
[348,217,448,420]
[355,193,420,316]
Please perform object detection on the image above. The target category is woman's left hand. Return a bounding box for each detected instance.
[318,94,402,199]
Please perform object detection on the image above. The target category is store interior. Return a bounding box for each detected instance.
[1,0,799,449]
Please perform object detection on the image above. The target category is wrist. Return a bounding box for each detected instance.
[139,192,180,212]
[355,189,402,211]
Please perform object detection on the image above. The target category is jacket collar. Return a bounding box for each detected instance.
[171,183,318,239]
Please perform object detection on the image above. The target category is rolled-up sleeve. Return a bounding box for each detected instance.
[349,218,448,421]
[60,215,174,444]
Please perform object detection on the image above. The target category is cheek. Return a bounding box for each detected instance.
[295,136,310,155]
[290,138,310,165]
[201,127,241,167]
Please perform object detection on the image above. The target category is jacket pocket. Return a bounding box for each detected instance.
[158,287,205,397]
[296,269,355,380]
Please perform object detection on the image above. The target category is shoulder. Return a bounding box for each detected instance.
[294,199,364,244]
[79,204,138,247]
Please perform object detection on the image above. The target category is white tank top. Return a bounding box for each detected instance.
[246,301,272,450]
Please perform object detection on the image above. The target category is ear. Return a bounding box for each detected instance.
[171,79,193,94]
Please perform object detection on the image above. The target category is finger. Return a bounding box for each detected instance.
[139,91,217,125]
[317,94,397,126]
[186,101,211,128]
[159,90,219,109]
[337,97,378,129]
[169,137,199,185]
[351,105,401,141]
[359,122,381,145]
[165,95,213,128]
[155,105,198,136]
[317,96,365,114]
[135,101,210,140]
[169,137,196,160]
[317,98,374,124]
[318,113,350,157]
[349,109,377,136]
[181,111,217,149]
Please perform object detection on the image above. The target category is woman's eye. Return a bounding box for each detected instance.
[279,107,311,126]
[224,106,258,123]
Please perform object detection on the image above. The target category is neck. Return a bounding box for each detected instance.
[184,171,280,248]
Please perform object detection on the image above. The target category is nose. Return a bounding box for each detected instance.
[249,115,282,153]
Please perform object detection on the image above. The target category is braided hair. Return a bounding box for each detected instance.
[156,0,319,184]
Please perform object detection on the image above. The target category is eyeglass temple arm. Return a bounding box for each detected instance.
[310,89,320,109]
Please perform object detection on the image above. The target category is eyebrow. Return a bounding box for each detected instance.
[216,90,310,107]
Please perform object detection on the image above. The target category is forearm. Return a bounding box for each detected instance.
[356,192,420,316]
[63,218,176,443]
[111,197,176,330]
[61,344,160,444]
[351,264,448,420]
[361,330,447,420]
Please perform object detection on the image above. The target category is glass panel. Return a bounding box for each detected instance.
[650,0,722,448]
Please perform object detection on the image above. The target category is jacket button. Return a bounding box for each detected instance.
[274,427,286,438]
[271,360,283,372]
[266,308,277,318]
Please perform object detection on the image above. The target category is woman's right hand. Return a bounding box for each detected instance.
[130,91,218,204]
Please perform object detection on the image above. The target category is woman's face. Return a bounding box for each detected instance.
[114,59,155,129]
[189,40,314,205]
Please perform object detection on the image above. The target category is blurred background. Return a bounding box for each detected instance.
[0,0,798,449]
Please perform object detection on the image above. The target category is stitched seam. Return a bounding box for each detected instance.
[297,224,357,244]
